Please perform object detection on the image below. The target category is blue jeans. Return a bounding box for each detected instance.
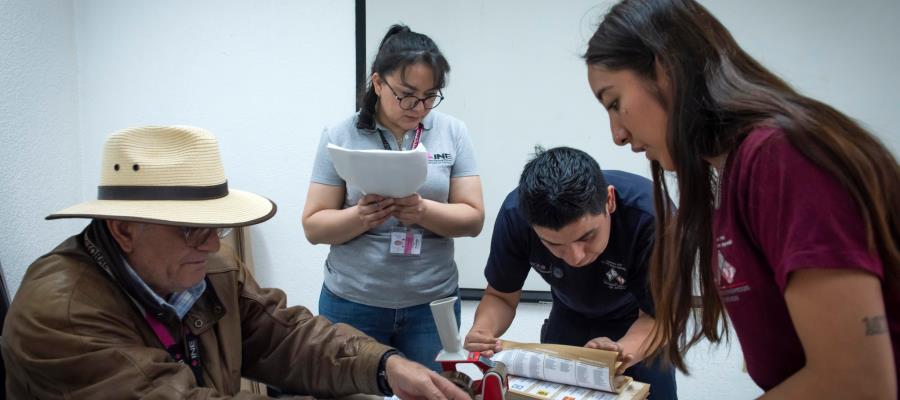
[318,285,460,372]
[542,304,678,400]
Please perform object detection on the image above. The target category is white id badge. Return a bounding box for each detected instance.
[389,226,423,256]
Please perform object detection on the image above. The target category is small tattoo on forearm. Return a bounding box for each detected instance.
[863,315,887,336]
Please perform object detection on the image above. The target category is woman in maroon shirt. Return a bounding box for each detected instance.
[583,0,899,398]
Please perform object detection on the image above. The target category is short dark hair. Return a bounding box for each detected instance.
[357,24,450,130]
[518,146,608,230]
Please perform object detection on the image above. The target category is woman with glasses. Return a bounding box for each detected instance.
[585,0,898,397]
[302,24,484,371]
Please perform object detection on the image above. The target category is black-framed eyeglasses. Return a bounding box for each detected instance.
[381,79,444,110]
[179,227,233,248]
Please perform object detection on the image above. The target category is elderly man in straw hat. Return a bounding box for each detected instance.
[1,126,470,399]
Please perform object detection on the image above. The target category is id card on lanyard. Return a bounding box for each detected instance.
[379,124,425,257]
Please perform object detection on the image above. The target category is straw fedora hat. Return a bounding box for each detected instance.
[47,125,276,227]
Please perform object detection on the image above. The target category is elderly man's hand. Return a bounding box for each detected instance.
[384,355,470,400]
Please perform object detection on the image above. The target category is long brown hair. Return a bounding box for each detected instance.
[585,0,900,373]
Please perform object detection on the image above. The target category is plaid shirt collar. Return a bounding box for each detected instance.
[121,257,206,320]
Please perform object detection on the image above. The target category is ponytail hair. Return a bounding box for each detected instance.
[357,24,450,130]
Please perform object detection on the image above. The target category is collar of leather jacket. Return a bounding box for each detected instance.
[81,219,226,332]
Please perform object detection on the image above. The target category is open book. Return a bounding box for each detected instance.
[327,143,428,198]
[496,340,650,400]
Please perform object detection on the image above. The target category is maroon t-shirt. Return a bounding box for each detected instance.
[713,126,899,390]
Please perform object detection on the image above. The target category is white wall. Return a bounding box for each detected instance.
[0,0,84,295]
[368,0,900,293]
[1,0,354,307]
[705,0,900,156]
[71,0,355,309]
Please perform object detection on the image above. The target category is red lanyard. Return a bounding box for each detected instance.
[379,123,423,151]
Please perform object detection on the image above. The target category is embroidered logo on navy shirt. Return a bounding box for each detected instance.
[601,260,627,290]
[530,261,552,274]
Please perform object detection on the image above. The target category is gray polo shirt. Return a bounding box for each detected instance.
[310,111,478,308]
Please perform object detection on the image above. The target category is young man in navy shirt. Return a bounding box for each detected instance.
[464,147,676,399]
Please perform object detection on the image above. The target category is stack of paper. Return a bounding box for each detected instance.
[327,143,428,198]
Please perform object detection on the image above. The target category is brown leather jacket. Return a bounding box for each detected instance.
[2,232,392,399]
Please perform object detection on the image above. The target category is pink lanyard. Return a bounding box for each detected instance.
[144,312,205,385]
[145,312,176,347]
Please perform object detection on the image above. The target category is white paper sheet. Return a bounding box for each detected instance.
[327,143,428,198]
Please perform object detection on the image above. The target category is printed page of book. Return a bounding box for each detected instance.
[499,340,631,392]
[327,143,428,198]
[493,348,615,392]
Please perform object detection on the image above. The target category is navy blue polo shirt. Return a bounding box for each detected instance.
[484,170,656,320]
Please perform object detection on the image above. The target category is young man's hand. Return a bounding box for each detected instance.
[585,336,635,375]
[463,328,503,357]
